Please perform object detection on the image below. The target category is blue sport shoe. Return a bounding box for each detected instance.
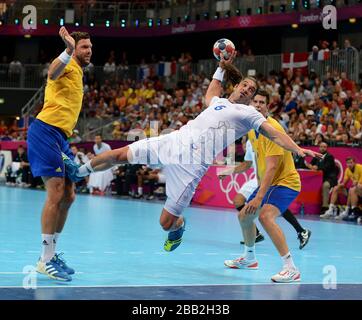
[61,152,83,182]
[36,258,72,282]
[53,253,75,275]
[164,218,186,252]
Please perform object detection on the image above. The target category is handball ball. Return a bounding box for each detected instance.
[213,38,235,60]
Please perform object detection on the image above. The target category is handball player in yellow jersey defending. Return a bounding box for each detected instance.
[27,27,92,281]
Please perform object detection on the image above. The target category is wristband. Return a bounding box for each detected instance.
[212,67,225,82]
[58,50,72,65]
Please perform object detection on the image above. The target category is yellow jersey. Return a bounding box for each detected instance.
[37,58,83,137]
[248,117,301,192]
[344,163,362,185]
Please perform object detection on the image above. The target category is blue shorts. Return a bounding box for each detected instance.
[247,185,299,215]
[27,119,74,178]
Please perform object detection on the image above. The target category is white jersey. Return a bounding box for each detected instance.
[177,96,266,164]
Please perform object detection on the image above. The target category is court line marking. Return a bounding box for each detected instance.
[1,282,362,289]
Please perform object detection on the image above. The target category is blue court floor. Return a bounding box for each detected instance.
[0,186,361,300]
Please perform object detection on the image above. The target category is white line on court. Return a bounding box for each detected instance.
[329,255,342,258]
[0,281,362,289]
[0,250,15,253]
[128,251,144,255]
[79,251,94,254]
[104,252,117,254]
[205,253,219,255]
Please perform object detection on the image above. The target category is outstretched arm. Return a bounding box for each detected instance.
[259,122,322,158]
[48,27,75,80]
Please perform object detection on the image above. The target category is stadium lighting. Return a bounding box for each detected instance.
[90,22,94,27]
[224,11,230,18]
[157,19,162,26]
[14,18,19,25]
[280,4,286,12]
[214,12,220,20]
[148,19,153,27]
[203,12,209,20]
[106,20,110,27]
[291,0,298,10]
[302,0,310,9]
[349,18,356,23]
[236,9,241,16]
[257,7,262,14]
[0,20,3,26]
[44,19,49,25]
[75,22,80,27]
[292,23,299,28]
[120,19,126,28]
[134,19,140,27]
[165,18,172,25]
[184,15,190,22]
[60,18,64,26]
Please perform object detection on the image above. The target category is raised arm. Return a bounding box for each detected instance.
[205,51,237,107]
[48,27,75,80]
[259,121,322,158]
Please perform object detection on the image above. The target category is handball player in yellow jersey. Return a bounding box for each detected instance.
[27,27,92,281]
[224,90,303,283]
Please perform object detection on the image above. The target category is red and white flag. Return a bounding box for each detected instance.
[282,52,309,74]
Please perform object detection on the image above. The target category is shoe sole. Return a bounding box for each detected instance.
[271,276,301,283]
[299,230,312,250]
[224,261,259,270]
[36,270,72,282]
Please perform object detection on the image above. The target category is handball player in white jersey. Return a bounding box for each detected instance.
[65,52,319,252]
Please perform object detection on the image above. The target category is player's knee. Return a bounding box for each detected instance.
[258,211,272,225]
[47,181,66,203]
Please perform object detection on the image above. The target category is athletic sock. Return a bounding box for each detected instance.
[329,203,336,210]
[281,252,297,270]
[138,187,143,195]
[41,234,55,263]
[283,209,304,234]
[244,245,256,261]
[53,232,60,252]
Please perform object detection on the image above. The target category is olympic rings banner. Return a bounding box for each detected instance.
[192,166,323,214]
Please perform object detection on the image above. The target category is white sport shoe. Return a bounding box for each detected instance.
[335,208,349,220]
[271,268,301,283]
[320,208,335,219]
[224,256,259,270]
